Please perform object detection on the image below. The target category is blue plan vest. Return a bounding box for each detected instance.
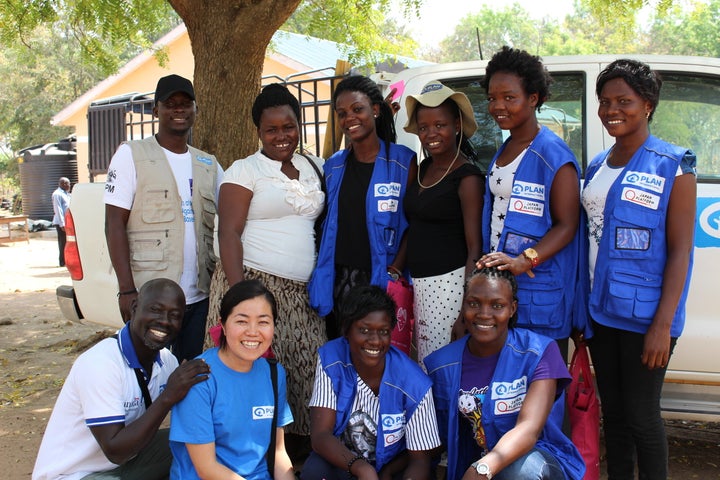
[318,338,431,472]
[482,127,582,338]
[425,330,585,480]
[581,135,695,337]
[308,143,415,316]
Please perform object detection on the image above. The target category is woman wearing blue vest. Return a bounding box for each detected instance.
[425,267,584,480]
[473,47,582,359]
[308,76,417,339]
[580,59,696,479]
[302,285,441,480]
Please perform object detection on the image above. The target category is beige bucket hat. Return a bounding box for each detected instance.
[404,80,478,137]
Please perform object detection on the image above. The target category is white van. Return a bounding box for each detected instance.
[385,54,720,419]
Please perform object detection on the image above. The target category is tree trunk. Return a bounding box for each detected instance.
[169,0,302,169]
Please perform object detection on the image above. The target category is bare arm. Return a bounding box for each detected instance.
[217,183,253,286]
[479,163,579,275]
[186,442,245,479]
[310,407,379,480]
[273,428,295,480]
[460,378,557,480]
[89,359,210,465]
[452,174,484,340]
[389,158,419,274]
[459,174,484,277]
[105,204,136,322]
[642,172,696,369]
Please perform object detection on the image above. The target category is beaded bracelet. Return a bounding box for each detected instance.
[117,288,138,297]
[347,454,365,476]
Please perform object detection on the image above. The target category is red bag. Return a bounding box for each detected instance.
[386,278,414,355]
[567,341,601,480]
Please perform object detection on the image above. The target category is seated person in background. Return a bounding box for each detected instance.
[169,280,295,480]
[302,285,441,480]
[425,267,584,480]
[32,278,210,480]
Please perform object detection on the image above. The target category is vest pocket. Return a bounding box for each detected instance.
[199,190,216,231]
[516,285,564,329]
[128,230,168,271]
[606,269,662,320]
[141,186,176,223]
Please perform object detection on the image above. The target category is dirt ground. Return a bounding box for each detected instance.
[0,234,719,479]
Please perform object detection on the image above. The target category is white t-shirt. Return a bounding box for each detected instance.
[488,150,526,252]
[104,143,223,303]
[32,334,178,480]
[309,359,441,454]
[222,151,324,282]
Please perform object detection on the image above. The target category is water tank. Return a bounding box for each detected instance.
[18,137,78,221]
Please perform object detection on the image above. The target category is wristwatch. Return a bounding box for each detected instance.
[471,460,492,479]
[522,247,540,268]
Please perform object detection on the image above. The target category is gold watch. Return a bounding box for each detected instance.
[522,248,540,268]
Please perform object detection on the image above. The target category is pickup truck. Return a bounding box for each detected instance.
[57,54,720,419]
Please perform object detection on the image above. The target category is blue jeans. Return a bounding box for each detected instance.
[589,321,676,480]
[493,448,565,480]
[171,297,209,362]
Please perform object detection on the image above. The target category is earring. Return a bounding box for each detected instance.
[646,112,650,119]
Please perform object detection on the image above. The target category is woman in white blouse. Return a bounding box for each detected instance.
[212,83,327,461]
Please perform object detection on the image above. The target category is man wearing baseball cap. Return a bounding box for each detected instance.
[104,74,223,362]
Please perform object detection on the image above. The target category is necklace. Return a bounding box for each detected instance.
[417,148,461,189]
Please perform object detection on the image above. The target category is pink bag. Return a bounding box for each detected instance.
[567,341,601,480]
[386,278,414,355]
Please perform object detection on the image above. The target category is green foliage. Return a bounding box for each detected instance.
[283,0,422,65]
[0,25,101,152]
[0,0,181,75]
[431,0,720,62]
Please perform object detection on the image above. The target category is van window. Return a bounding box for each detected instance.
[652,72,720,182]
[440,73,585,173]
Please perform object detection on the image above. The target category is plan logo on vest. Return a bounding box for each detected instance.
[381,413,406,446]
[378,199,399,212]
[622,171,665,194]
[490,376,527,400]
[512,181,545,201]
[621,187,660,210]
[374,182,401,197]
[196,156,213,166]
[252,405,274,420]
[509,199,544,217]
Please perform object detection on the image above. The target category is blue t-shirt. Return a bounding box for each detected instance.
[169,348,294,480]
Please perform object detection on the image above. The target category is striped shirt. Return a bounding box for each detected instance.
[309,358,441,452]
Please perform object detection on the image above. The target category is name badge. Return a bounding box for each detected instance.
[621,187,660,210]
[508,199,544,217]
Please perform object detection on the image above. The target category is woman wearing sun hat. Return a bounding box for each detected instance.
[403,80,484,365]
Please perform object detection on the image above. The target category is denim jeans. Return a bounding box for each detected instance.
[589,321,676,480]
[171,297,209,362]
[493,447,565,480]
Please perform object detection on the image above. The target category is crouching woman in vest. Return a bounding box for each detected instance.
[301,285,441,480]
[425,267,585,480]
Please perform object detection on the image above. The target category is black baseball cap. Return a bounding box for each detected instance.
[155,74,195,104]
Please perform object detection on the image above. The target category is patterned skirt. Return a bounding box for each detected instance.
[412,265,465,367]
[206,260,327,435]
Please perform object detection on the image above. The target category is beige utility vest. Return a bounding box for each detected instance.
[125,136,218,294]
